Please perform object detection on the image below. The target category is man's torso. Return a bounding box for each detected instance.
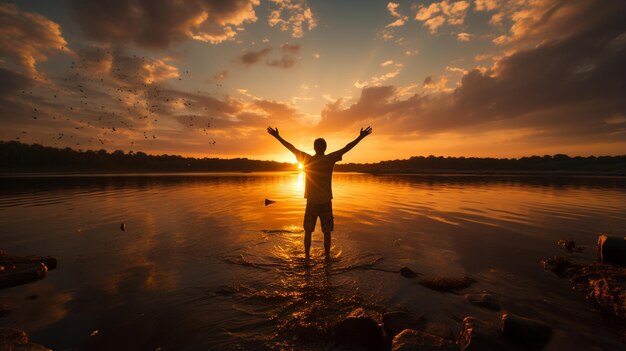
[301,152,342,204]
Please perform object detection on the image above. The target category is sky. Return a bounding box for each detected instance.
[0,0,625,163]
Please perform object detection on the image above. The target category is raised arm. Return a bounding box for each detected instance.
[267,127,304,158]
[336,126,372,155]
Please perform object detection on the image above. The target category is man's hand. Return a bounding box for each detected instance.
[267,126,280,138]
[359,126,372,139]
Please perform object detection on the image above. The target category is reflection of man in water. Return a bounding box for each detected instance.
[267,126,373,259]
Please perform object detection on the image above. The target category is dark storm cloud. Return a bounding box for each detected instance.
[70,0,260,48]
[319,0,626,143]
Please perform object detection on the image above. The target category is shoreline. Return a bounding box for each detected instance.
[1,170,625,178]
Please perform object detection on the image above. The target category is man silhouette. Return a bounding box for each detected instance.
[267,126,372,259]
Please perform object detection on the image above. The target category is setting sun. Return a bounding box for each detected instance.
[298,162,304,170]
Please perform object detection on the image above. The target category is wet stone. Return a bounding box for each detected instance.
[334,308,385,351]
[0,263,47,289]
[423,322,455,341]
[464,292,501,311]
[419,277,475,293]
[501,313,552,349]
[598,235,626,266]
[540,255,579,277]
[557,239,576,253]
[391,329,458,351]
[383,311,424,338]
[457,317,511,351]
[0,328,52,351]
[400,267,418,279]
[587,275,626,320]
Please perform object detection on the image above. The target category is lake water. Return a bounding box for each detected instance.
[0,172,624,350]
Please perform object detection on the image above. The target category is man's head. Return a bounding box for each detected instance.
[313,138,327,154]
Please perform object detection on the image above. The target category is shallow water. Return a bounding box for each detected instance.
[0,172,624,350]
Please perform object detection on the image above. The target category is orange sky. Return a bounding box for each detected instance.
[1,0,625,163]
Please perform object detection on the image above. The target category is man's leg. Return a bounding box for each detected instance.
[320,202,334,258]
[303,202,317,259]
[304,230,312,259]
[323,231,331,257]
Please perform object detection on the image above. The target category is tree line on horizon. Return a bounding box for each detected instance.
[1,141,625,174]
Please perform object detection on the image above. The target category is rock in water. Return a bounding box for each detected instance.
[598,235,626,266]
[264,198,276,206]
[501,313,552,349]
[0,253,58,289]
[419,276,475,292]
[457,317,511,351]
[464,292,501,311]
[0,263,47,289]
[0,328,52,351]
[587,276,626,320]
[540,255,579,277]
[334,308,385,350]
[423,322,455,341]
[400,267,418,279]
[383,311,424,338]
[557,239,576,253]
[391,329,457,351]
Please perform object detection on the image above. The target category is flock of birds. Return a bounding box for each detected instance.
[17,52,221,152]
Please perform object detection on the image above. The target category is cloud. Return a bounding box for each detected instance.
[423,75,450,92]
[0,3,69,78]
[237,45,300,69]
[424,16,446,33]
[457,32,472,42]
[415,1,470,33]
[405,50,419,56]
[386,2,408,28]
[445,66,468,75]
[214,70,229,81]
[0,67,32,97]
[280,43,301,54]
[70,0,260,48]
[267,55,297,69]
[78,47,180,84]
[238,47,272,66]
[268,0,317,38]
[474,0,500,12]
[318,0,626,148]
[354,62,403,88]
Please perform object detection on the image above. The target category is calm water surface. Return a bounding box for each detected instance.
[0,172,624,350]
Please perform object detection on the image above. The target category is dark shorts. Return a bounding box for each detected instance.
[303,202,334,232]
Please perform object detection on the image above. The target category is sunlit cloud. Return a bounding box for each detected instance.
[386,2,408,28]
[267,0,317,38]
[457,32,472,42]
[474,0,500,12]
[0,3,70,78]
[70,0,261,48]
[415,1,470,33]
[1,0,624,161]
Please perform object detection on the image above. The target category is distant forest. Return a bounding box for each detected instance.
[1,141,625,175]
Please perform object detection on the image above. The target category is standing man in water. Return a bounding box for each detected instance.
[267,126,373,260]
